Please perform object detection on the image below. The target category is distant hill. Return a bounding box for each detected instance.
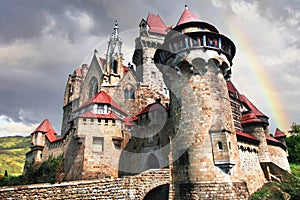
[0,136,31,176]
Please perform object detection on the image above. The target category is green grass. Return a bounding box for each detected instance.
[290,163,300,177]
[0,136,31,176]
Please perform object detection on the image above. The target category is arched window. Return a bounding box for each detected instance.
[88,77,98,99]
[124,88,129,99]
[130,88,135,99]
[112,60,118,74]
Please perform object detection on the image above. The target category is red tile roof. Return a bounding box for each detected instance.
[147,13,167,35]
[176,6,200,26]
[124,117,135,126]
[239,94,268,118]
[236,131,259,141]
[32,119,60,143]
[274,128,286,138]
[79,111,122,120]
[32,119,56,134]
[266,135,281,143]
[266,135,286,150]
[241,112,263,125]
[227,81,240,98]
[135,100,168,117]
[45,129,59,143]
[79,90,127,115]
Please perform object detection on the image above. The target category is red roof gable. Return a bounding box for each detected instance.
[176,6,200,26]
[274,128,286,138]
[32,119,56,134]
[135,100,168,117]
[147,13,167,35]
[79,90,127,115]
[239,94,268,118]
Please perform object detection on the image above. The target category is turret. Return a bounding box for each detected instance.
[154,6,248,199]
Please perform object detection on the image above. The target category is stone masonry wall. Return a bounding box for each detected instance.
[268,145,290,172]
[0,169,169,200]
[238,141,266,194]
[171,181,250,200]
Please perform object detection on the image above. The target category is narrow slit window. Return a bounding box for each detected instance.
[218,141,223,150]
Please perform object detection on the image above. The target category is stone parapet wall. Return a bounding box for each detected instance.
[0,169,170,200]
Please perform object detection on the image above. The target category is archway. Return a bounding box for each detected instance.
[143,184,169,200]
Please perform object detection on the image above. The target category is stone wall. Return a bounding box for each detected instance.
[171,181,250,200]
[268,145,290,172]
[0,169,169,200]
[238,141,266,194]
[76,118,127,180]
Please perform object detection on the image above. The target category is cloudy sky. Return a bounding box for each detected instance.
[0,0,299,137]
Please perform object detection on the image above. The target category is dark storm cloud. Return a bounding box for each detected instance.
[0,0,299,135]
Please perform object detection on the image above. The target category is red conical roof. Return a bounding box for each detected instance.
[33,119,56,134]
[32,119,59,143]
[176,5,200,26]
[147,13,167,35]
[274,128,286,138]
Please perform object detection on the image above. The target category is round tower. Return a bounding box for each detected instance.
[154,6,249,199]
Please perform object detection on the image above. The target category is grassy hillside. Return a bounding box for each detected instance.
[251,164,300,200]
[0,136,31,176]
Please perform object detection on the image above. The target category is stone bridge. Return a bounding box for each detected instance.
[0,169,170,199]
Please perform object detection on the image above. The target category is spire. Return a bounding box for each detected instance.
[113,20,119,40]
[176,5,200,26]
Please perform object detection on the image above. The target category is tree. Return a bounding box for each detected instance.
[286,134,300,164]
[289,122,300,135]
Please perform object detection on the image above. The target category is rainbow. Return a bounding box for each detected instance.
[216,12,291,132]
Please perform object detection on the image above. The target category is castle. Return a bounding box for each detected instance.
[23,6,290,199]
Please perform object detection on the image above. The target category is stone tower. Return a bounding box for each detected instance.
[154,6,249,199]
[132,13,168,94]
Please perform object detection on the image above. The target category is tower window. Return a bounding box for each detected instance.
[218,141,223,150]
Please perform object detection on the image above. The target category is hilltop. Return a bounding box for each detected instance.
[0,136,31,176]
